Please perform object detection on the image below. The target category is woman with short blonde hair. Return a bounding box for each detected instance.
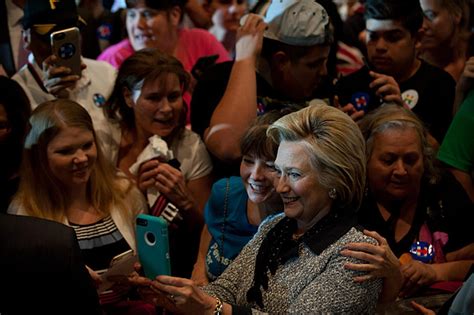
[131,103,382,314]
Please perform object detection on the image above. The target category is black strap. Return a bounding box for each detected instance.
[27,62,49,93]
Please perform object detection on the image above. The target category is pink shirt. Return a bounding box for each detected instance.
[97,28,230,72]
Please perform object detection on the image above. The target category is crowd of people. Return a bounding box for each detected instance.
[1,0,473,314]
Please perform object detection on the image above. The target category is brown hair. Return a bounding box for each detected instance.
[106,48,190,137]
[358,104,440,184]
[240,110,290,161]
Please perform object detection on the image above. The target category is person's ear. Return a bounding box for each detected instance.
[168,6,182,27]
[414,29,423,50]
[123,87,134,108]
[22,28,32,51]
[272,51,291,72]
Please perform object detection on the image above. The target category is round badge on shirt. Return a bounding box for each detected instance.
[93,93,106,107]
[402,89,419,110]
[409,241,434,263]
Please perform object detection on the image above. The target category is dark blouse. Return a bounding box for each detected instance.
[358,172,474,258]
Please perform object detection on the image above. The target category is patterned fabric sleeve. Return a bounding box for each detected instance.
[287,231,382,313]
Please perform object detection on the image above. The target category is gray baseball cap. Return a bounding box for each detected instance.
[263,0,331,46]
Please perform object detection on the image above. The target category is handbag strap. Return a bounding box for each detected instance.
[218,178,230,275]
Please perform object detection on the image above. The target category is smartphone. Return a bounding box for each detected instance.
[50,27,82,76]
[136,214,171,279]
[191,54,219,80]
[335,66,379,112]
[97,249,138,293]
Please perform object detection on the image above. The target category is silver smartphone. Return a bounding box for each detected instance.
[50,27,82,76]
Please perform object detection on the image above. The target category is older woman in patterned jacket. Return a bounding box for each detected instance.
[132,103,382,314]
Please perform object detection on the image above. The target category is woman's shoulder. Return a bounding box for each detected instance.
[210,177,245,200]
[171,128,207,154]
[339,227,378,247]
[257,213,286,233]
[177,128,203,143]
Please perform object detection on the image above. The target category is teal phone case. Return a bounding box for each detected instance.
[136,214,171,279]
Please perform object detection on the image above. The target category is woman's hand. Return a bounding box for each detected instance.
[137,160,196,211]
[191,264,210,287]
[410,301,436,315]
[342,230,401,282]
[150,275,216,314]
[341,230,403,303]
[400,260,437,297]
[137,160,161,192]
[86,265,103,288]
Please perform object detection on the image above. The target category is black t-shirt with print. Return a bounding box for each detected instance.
[335,60,455,143]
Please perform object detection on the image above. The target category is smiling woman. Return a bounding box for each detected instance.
[7,99,148,308]
[130,103,383,314]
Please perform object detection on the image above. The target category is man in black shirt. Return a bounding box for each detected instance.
[335,0,455,143]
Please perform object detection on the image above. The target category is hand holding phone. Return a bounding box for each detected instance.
[136,214,171,280]
[97,249,138,293]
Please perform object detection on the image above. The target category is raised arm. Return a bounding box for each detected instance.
[204,14,266,162]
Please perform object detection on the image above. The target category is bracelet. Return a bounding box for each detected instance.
[213,296,223,315]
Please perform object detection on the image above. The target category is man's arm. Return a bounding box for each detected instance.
[204,14,267,162]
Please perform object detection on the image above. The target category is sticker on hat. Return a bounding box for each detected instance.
[402,89,419,110]
[93,93,106,107]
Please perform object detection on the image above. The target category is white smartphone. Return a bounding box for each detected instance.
[97,249,138,293]
[50,27,82,76]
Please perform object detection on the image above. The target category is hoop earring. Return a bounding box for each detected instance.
[328,188,337,200]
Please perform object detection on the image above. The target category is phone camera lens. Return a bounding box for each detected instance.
[145,232,156,246]
[59,43,76,59]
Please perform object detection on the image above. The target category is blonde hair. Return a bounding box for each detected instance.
[16,99,136,222]
[358,104,440,184]
[267,101,366,209]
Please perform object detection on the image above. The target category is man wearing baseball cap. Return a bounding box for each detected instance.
[12,0,117,149]
[190,0,333,179]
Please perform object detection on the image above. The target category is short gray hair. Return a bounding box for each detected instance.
[358,104,440,184]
